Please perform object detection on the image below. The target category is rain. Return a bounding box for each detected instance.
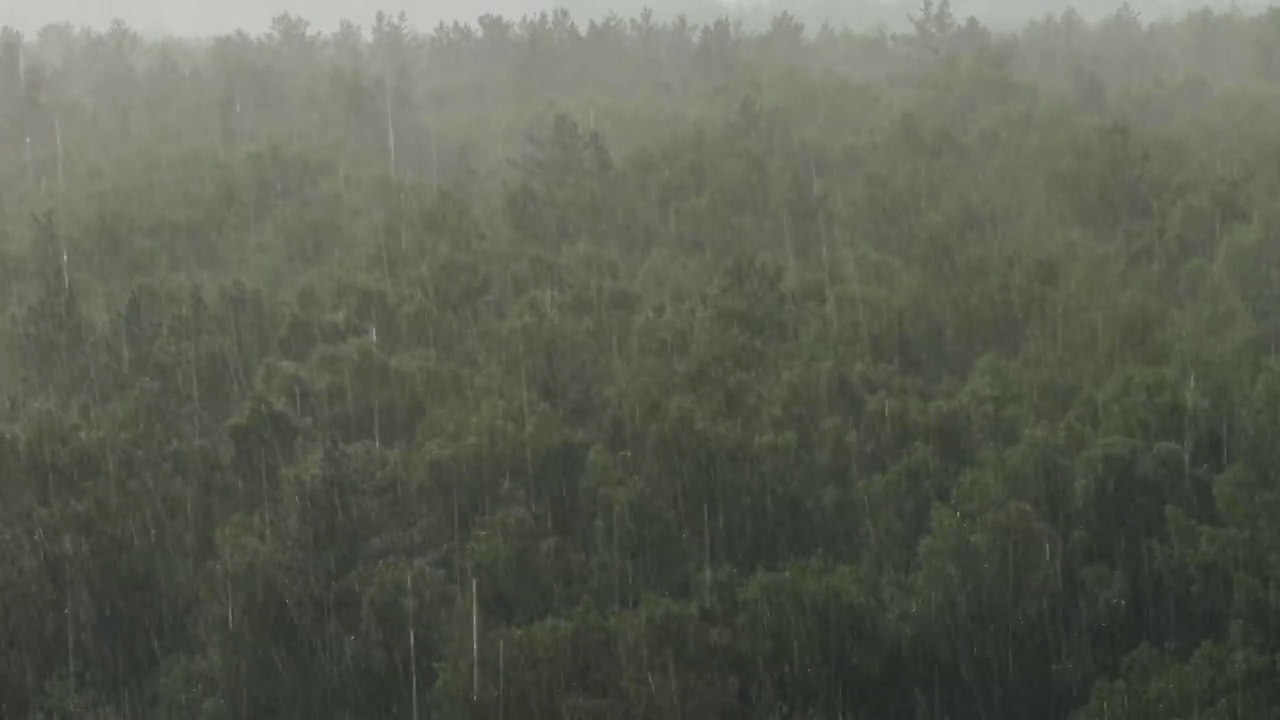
[1,0,1279,718]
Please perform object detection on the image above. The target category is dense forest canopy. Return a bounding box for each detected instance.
[4,2,1280,718]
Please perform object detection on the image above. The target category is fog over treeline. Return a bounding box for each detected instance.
[1,0,1267,34]
[9,1,1280,718]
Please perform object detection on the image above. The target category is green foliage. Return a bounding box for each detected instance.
[5,5,1280,719]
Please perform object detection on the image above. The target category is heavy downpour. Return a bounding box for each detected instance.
[2,0,1280,717]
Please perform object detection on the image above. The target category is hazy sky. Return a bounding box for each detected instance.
[2,0,732,35]
[0,0,1260,37]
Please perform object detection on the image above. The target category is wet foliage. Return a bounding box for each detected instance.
[4,4,1280,718]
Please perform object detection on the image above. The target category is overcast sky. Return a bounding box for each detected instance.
[0,0,1260,37]
[4,0,726,35]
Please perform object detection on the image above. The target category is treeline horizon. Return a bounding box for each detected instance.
[6,0,1256,39]
[5,2,1280,718]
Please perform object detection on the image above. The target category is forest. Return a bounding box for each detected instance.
[4,2,1280,717]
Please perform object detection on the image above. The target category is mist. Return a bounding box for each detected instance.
[7,0,1280,718]
[3,0,1264,36]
